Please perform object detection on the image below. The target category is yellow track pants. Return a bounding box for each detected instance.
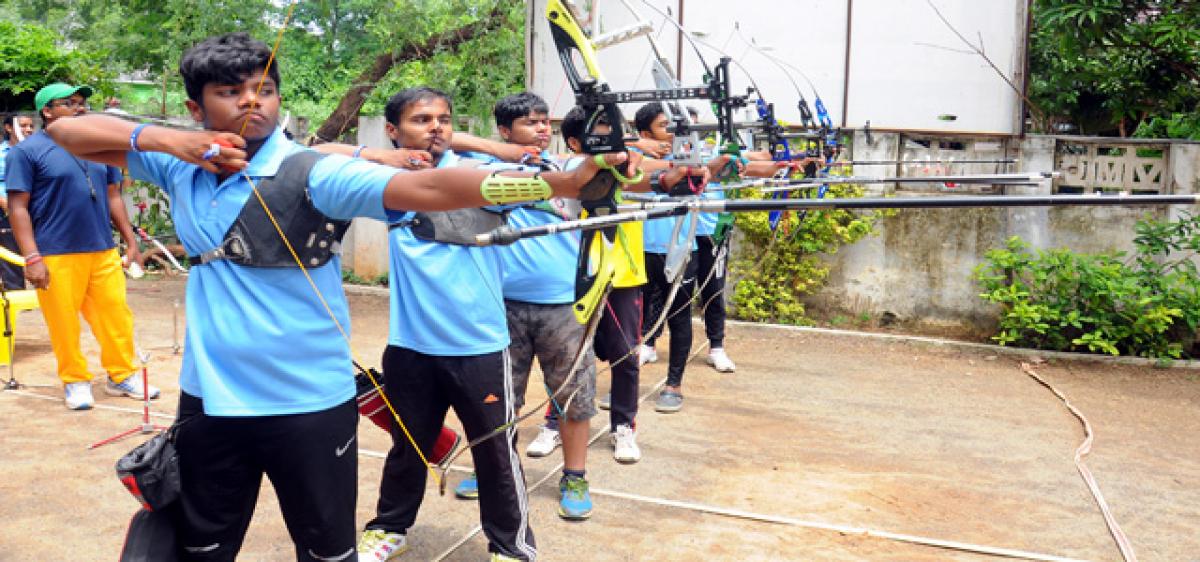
[37,249,136,385]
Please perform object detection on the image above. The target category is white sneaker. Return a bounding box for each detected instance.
[105,371,161,400]
[357,529,407,561]
[64,382,95,410]
[637,345,658,366]
[706,348,736,373]
[610,424,641,464]
[526,425,561,458]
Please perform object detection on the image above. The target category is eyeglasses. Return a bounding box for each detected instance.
[49,99,90,110]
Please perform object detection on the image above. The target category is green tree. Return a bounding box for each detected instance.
[0,20,108,111]
[1,0,525,134]
[1030,0,1200,137]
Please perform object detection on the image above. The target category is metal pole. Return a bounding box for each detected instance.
[474,194,1200,246]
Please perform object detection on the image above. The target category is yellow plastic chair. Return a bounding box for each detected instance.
[0,246,39,366]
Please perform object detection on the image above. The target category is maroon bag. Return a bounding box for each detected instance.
[356,372,461,464]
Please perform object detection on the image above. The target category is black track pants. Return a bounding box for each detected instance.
[367,346,536,561]
[172,393,359,562]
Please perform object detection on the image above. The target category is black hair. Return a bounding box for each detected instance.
[3,113,32,141]
[493,92,549,129]
[634,102,665,133]
[560,105,616,149]
[179,33,281,104]
[384,87,453,126]
[560,106,588,145]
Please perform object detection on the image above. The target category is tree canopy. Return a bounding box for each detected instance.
[0,0,524,136]
[1030,0,1200,138]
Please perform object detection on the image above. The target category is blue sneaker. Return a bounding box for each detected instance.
[454,473,478,500]
[558,475,593,520]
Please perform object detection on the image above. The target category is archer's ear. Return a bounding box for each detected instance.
[184,100,205,125]
[497,125,512,143]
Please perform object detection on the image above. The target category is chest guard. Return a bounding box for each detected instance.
[188,151,350,268]
[391,208,507,247]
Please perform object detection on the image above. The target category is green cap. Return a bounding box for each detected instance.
[34,83,94,111]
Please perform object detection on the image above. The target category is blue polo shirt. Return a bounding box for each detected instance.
[0,140,11,193]
[497,153,579,305]
[127,128,395,416]
[4,131,123,255]
[387,149,510,355]
[500,204,580,305]
[643,199,698,255]
[695,186,725,236]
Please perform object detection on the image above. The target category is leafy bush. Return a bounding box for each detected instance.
[975,213,1200,358]
[129,181,175,239]
[729,180,887,324]
[1134,112,1200,141]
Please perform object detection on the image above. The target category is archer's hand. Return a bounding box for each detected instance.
[565,152,643,201]
[494,144,543,164]
[169,131,249,174]
[662,164,712,195]
[626,138,670,159]
[25,261,49,290]
[745,160,792,178]
[367,148,433,170]
[706,155,740,179]
[124,245,144,270]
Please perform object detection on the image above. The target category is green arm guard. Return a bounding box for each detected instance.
[480,172,553,205]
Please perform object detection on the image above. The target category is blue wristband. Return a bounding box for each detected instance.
[130,123,152,152]
[352,145,367,159]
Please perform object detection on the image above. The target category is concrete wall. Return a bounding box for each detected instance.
[339,117,392,279]
[804,132,1200,334]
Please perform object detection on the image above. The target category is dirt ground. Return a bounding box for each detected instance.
[1,275,1198,561]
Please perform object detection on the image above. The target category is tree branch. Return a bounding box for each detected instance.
[925,0,1049,130]
[310,2,507,143]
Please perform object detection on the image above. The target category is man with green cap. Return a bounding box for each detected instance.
[3,82,153,409]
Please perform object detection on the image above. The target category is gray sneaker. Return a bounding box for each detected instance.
[654,390,683,413]
[597,392,611,410]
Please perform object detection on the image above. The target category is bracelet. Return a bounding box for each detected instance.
[648,169,669,194]
[130,123,152,152]
[352,145,367,159]
[24,253,42,266]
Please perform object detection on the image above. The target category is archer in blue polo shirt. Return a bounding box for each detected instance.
[45,34,621,561]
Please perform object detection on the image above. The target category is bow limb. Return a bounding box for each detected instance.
[432,1,638,476]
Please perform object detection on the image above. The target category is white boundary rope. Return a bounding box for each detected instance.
[1019,362,1137,561]
[586,487,1088,562]
[0,357,1118,561]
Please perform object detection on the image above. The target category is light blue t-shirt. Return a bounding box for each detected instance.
[643,197,699,254]
[498,153,579,304]
[500,204,580,304]
[0,140,10,193]
[695,185,725,236]
[127,128,395,417]
[387,149,510,355]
